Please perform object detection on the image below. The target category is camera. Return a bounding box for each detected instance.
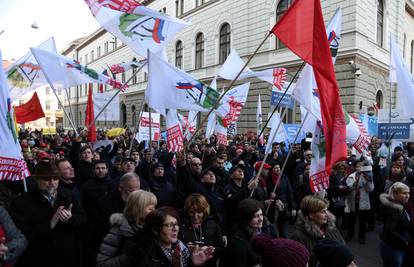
[348,60,354,65]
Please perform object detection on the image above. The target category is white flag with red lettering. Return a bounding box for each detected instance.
[165,109,184,152]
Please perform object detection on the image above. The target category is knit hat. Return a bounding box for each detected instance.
[251,234,309,267]
[313,239,354,267]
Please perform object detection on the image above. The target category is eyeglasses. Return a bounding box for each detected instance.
[163,222,179,229]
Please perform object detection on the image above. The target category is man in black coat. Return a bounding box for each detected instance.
[10,161,86,267]
[69,137,94,189]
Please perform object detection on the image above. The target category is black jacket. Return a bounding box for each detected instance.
[96,189,126,235]
[380,193,411,251]
[10,188,86,267]
[220,228,259,267]
[150,176,176,207]
[69,141,94,188]
[223,180,250,234]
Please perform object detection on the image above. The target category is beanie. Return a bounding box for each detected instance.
[251,234,309,267]
[313,239,354,267]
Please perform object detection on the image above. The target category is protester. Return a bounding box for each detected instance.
[96,190,157,267]
[379,182,411,267]
[313,238,357,267]
[291,195,345,267]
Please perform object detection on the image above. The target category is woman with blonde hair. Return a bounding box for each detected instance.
[96,190,157,267]
[291,195,345,267]
[379,182,410,267]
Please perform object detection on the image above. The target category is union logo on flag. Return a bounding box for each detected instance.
[272,68,287,90]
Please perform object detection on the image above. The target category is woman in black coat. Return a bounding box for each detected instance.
[179,194,224,267]
[379,182,411,267]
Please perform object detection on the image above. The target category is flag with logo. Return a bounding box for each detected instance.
[31,48,125,91]
[265,111,288,154]
[0,50,30,180]
[256,95,264,145]
[272,1,347,172]
[214,122,228,146]
[185,110,198,140]
[110,58,147,74]
[215,83,250,127]
[146,51,220,112]
[165,109,184,152]
[84,0,189,58]
[14,92,45,123]
[7,37,57,100]
[309,121,329,192]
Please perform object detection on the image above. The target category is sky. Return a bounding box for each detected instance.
[0,0,100,61]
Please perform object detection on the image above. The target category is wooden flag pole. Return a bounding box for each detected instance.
[255,61,305,146]
[186,31,273,147]
[265,112,309,215]
[249,108,287,198]
[87,62,147,130]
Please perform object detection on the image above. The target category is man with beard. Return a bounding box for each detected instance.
[10,161,86,267]
[210,156,230,189]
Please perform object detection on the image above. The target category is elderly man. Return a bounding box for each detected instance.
[10,161,86,267]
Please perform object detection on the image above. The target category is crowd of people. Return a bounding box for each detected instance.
[0,127,413,267]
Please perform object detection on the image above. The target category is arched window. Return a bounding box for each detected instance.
[219,23,231,64]
[121,103,127,127]
[376,0,384,47]
[376,91,383,109]
[195,33,205,69]
[175,40,183,69]
[276,0,293,50]
[411,41,414,73]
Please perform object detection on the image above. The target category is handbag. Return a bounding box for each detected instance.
[331,196,345,209]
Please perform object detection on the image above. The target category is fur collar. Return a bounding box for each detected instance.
[380,193,404,211]
[109,213,139,237]
[295,210,337,239]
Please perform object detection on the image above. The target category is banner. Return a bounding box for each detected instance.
[270,83,295,108]
[136,112,160,142]
[284,124,306,144]
[166,109,184,152]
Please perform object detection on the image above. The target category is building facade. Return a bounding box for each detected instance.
[62,0,414,133]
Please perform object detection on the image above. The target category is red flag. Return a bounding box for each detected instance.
[85,84,97,141]
[14,92,45,123]
[271,0,346,173]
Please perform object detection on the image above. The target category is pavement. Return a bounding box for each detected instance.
[346,224,382,266]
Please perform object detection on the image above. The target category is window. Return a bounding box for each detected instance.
[403,34,407,59]
[180,0,184,15]
[175,0,179,16]
[113,37,117,49]
[159,7,166,13]
[133,68,138,84]
[376,0,384,47]
[276,0,293,49]
[411,41,414,73]
[196,0,204,7]
[104,42,109,54]
[46,87,51,95]
[85,54,88,64]
[121,103,127,126]
[131,105,137,126]
[375,91,383,109]
[97,46,101,57]
[195,32,204,69]
[219,23,231,64]
[175,40,183,68]
[122,72,126,83]
[91,50,94,61]
[45,101,51,110]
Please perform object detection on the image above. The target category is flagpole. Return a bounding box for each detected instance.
[265,112,309,215]
[63,87,75,128]
[88,62,147,130]
[249,108,287,198]
[148,104,152,150]
[255,61,305,146]
[128,98,146,156]
[388,81,393,166]
[186,30,273,147]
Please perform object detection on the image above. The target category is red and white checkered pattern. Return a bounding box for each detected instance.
[309,170,330,193]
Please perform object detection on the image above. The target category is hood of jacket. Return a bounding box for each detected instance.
[109,213,139,237]
[295,210,337,239]
[380,193,404,211]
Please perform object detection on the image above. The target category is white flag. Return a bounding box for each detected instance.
[30,48,124,90]
[309,121,329,193]
[146,51,220,112]
[110,58,147,74]
[93,91,120,121]
[215,83,250,127]
[7,37,57,100]
[265,112,288,154]
[0,50,30,181]
[256,95,264,145]
[214,122,228,146]
[84,0,189,58]
[390,36,414,117]
[185,110,198,140]
[292,8,342,120]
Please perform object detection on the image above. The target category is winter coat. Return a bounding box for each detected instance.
[149,176,176,207]
[69,141,94,188]
[345,172,374,213]
[0,207,27,264]
[379,193,411,251]
[291,210,344,267]
[96,213,139,267]
[179,217,224,267]
[10,188,86,267]
[220,228,259,267]
[96,190,126,235]
[223,180,251,233]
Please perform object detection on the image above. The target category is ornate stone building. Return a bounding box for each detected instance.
[62,0,414,132]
